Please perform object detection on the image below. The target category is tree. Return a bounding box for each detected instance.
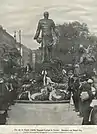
[54,21,97,66]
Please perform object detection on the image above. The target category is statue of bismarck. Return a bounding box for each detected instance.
[34,11,57,62]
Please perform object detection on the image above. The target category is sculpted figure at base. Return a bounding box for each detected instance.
[34,12,56,62]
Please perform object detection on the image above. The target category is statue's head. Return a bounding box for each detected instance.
[43,11,49,19]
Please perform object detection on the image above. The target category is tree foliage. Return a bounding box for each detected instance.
[54,21,97,66]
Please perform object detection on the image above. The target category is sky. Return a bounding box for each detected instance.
[0,0,97,50]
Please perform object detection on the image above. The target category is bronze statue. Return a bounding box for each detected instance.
[34,12,57,62]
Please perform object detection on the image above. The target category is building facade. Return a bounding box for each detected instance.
[0,26,19,70]
[0,25,39,71]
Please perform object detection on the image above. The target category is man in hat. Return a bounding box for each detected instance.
[80,82,94,125]
[34,11,57,62]
[68,70,80,112]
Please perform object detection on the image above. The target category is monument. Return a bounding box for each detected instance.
[34,11,57,62]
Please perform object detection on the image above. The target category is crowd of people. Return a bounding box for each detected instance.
[67,69,97,125]
[0,60,97,125]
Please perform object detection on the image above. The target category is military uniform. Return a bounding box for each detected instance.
[34,16,56,61]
